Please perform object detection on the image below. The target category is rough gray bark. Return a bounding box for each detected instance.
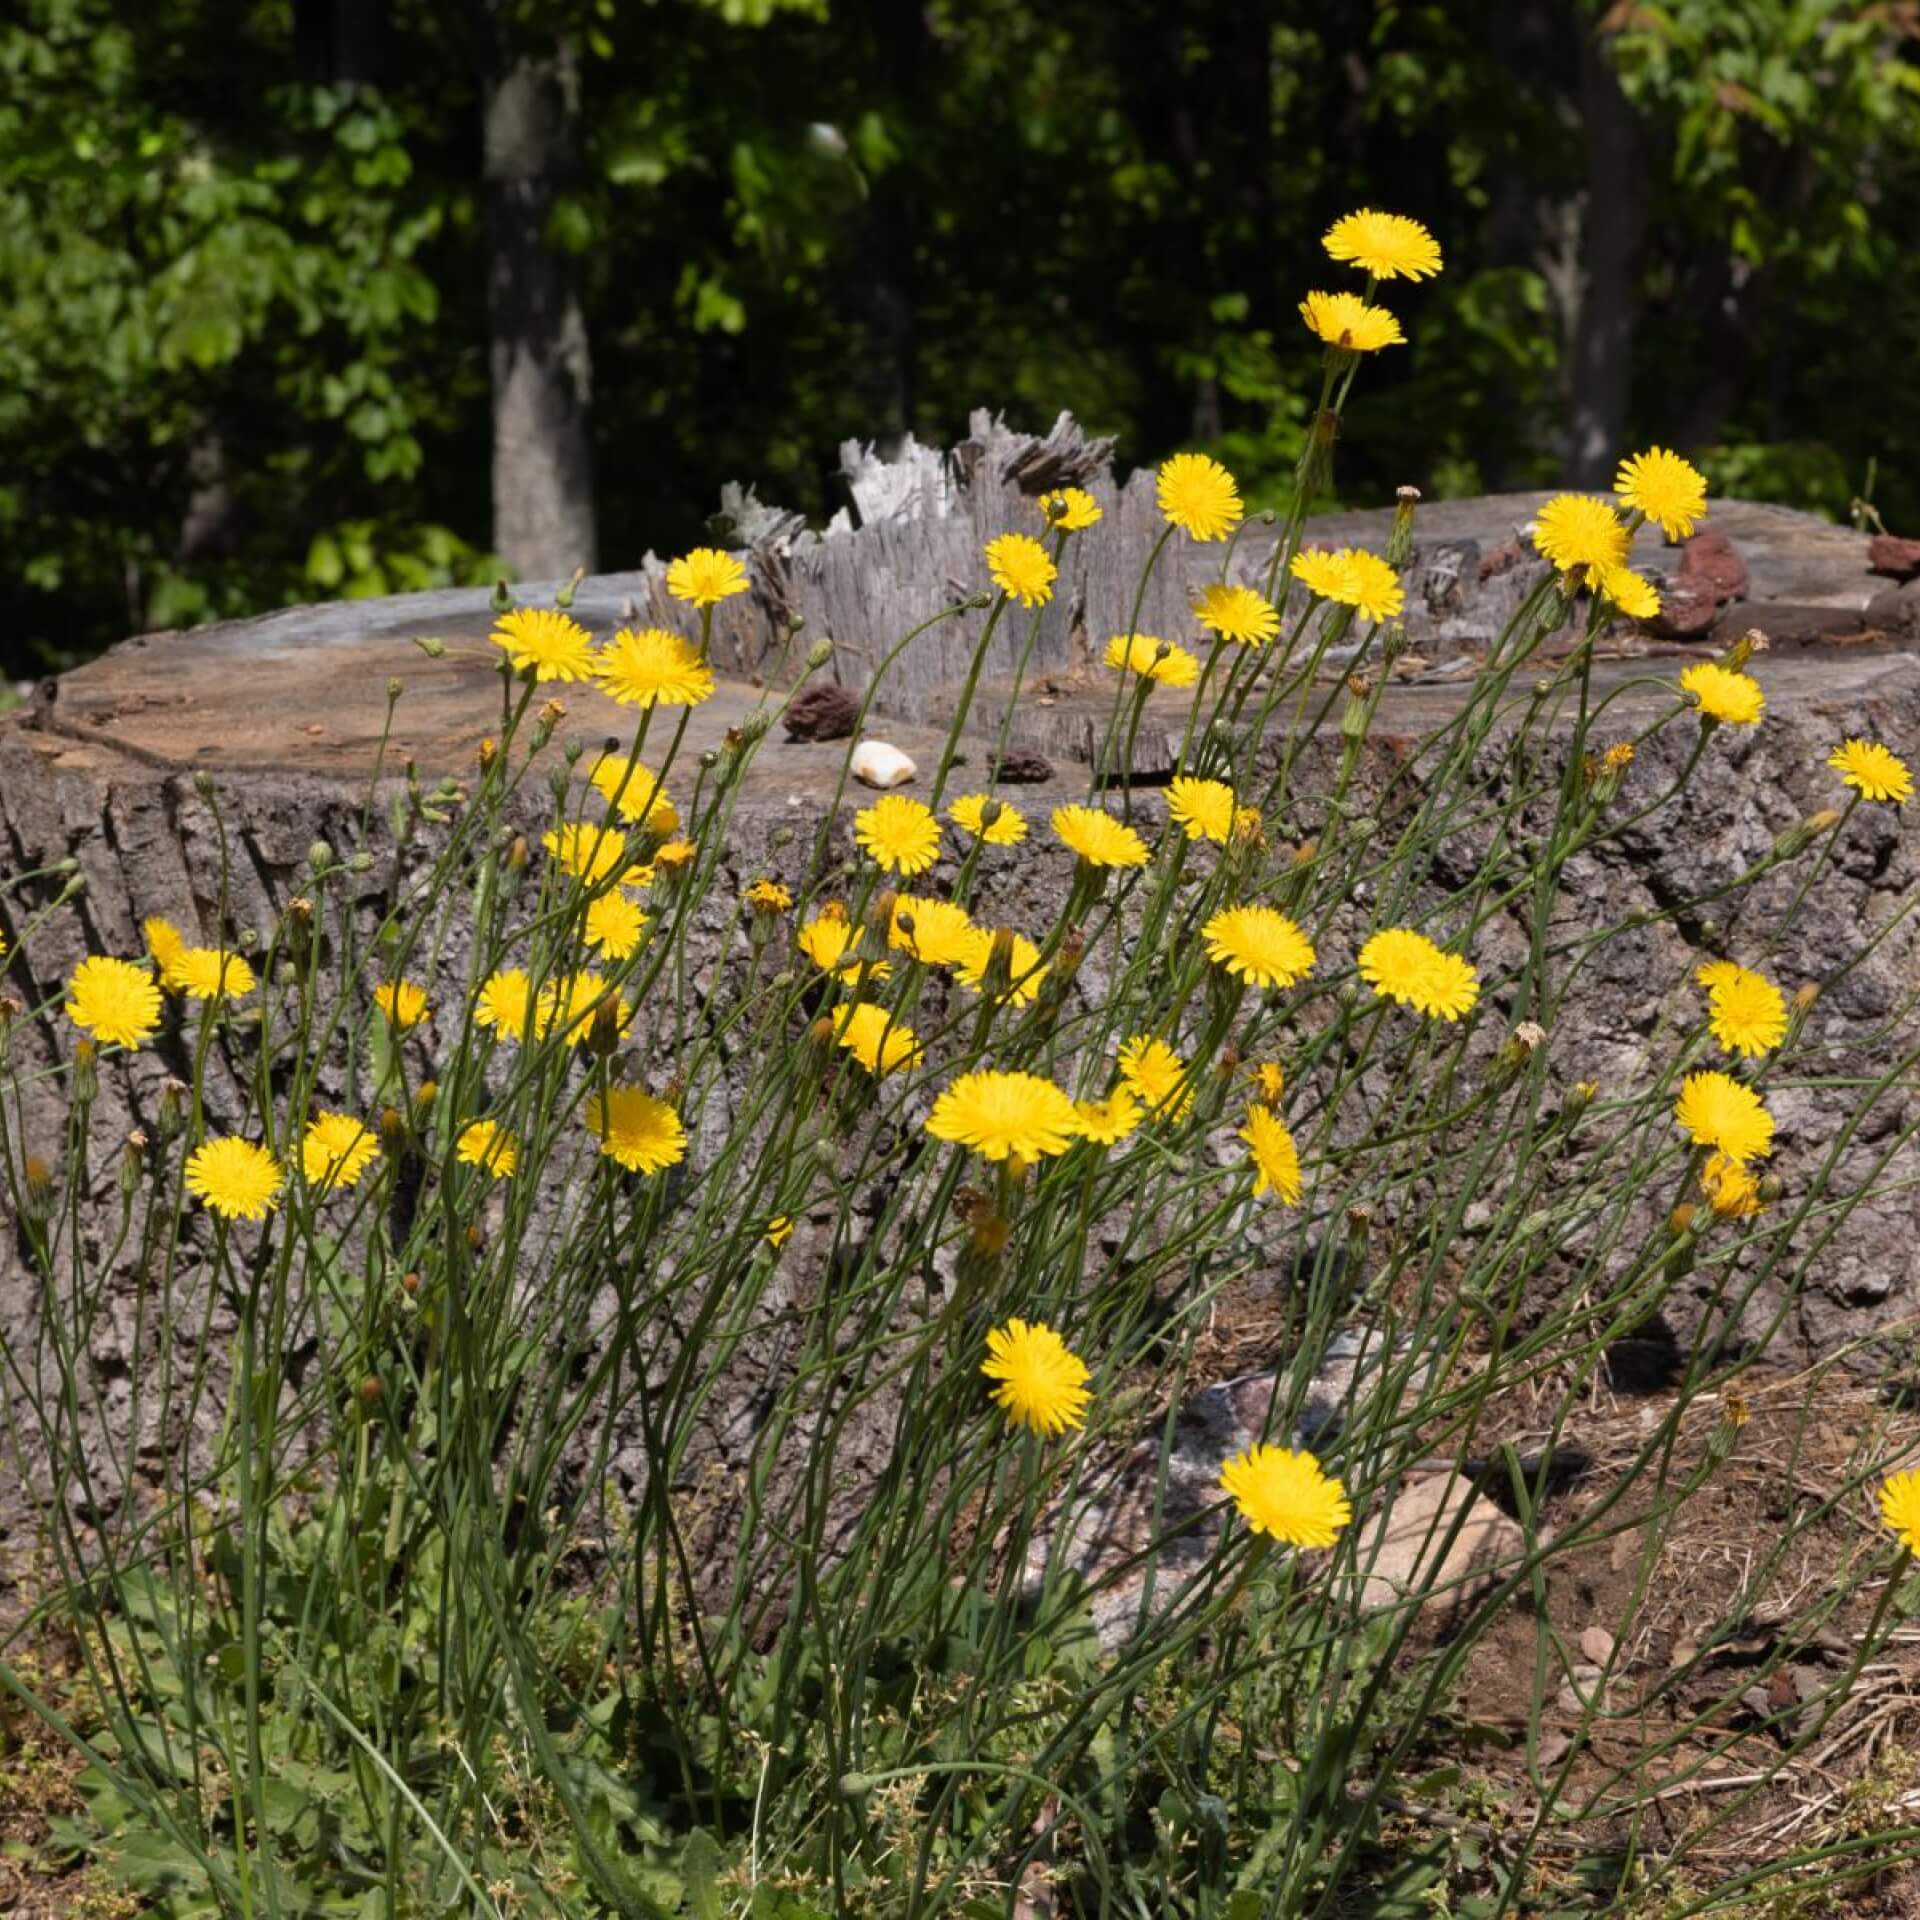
[480,16,597,580]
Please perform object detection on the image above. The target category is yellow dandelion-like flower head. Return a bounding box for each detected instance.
[854,793,942,876]
[982,1319,1092,1437]
[1074,1086,1143,1146]
[745,878,794,914]
[185,1136,284,1221]
[1598,565,1661,621]
[796,904,863,976]
[1828,738,1912,805]
[1156,452,1243,542]
[536,972,627,1048]
[544,823,630,887]
[474,969,536,1043]
[584,1085,687,1176]
[654,837,698,870]
[587,754,681,832]
[1322,207,1443,281]
[1879,1470,1920,1553]
[457,1118,517,1180]
[665,546,749,608]
[173,948,257,1001]
[1602,742,1636,773]
[1037,487,1102,531]
[1219,1443,1352,1547]
[830,1001,923,1076]
[1104,631,1201,687]
[1195,582,1280,647]
[1615,446,1708,542]
[949,792,1028,846]
[1358,928,1479,1022]
[1166,775,1236,844]
[925,1069,1083,1162]
[954,928,1048,1006]
[1202,904,1317,991]
[1118,1034,1194,1121]
[984,532,1058,608]
[585,890,649,960]
[491,607,597,682]
[1675,1070,1775,1166]
[597,627,716,710]
[1249,1060,1286,1104]
[766,1215,794,1249]
[144,916,189,987]
[1532,495,1629,578]
[1701,963,1785,1058]
[1340,550,1405,624]
[1051,804,1150,870]
[1299,289,1405,353]
[373,980,428,1031]
[1290,547,1353,603]
[1680,661,1765,728]
[887,894,976,968]
[1701,1152,1764,1219]
[66,956,162,1050]
[1240,1104,1303,1205]
[302,1111,378,1192]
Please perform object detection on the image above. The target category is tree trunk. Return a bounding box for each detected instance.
[1563,23,1648,486]
[479,17,597,580]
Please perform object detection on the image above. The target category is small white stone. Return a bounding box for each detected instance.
[850,740,917,789]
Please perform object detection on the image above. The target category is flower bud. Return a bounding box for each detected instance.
[412,635,446,659]
[547,766,571,805]
[563,735,584,767]
[478,736,498,771]
[22,1153,54,1221]
[72,1036,97,1102]
[466,1223,484,1252]
[194,770,216,801]
[508,835,530,873]
[740,708,772,746]
[490,578,513,613]
[1561,1080,1597,1125]
[120,1130,147,1198]
[806,637,835,670]
[412,1081,439,1126]
[555,565,585,610]
[308,840,335,874]
[1387,485,1421,568]
[379,1107,407,1157]
[157,1078,188,1141]
[401,1270,421,1296]
[586,995,624,1059]
[358,1375,384,1409]
[1721,629,1767,672]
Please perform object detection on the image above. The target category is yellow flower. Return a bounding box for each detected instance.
[1118,1034,1194,1121]
[1037,487,1102,531]
[954,928,1048,1006]
[373,980,428,1031]
[1828,738,1912,805]
[796,904,890,984]
[475,969,536,1043]
[1074,1086,1143,1146]
[491,607,597,682]
[143,916,189,988]
[1202,905,1316,990]
[588,754,681,832]
[854,793,942,876]
[184,1136,284,1221]
[925,1069,1083,1162]
[1249,1060,1286,1104]
[1299,289,1404,352]
[1157,452,1243,542]
[1701,1152,1763,1219]
[536,973,627,1048]
[544,823,630,886]
[1166,775,1235,844]
[766,1215,795,1249]
[597,627,715,709]
[831,1001,923,1076]
[1052,805,1149,869]
[1322,207,1443,281]
[1290,548,1352,602]
[654,838,698,869]
[66,956,162,1050]
[984,532,1057,608]
[457,1118,517,1180]
[1220,1444,1351,1548]
[1675,1070,1775,1165]
[1532,495,1629,578]
[982,1319,1091,1437]
[665,546,748,608]
[1358,929,1479,1022]
[887,894,977,967]
[1598,565,1661,621]
[1694,959,1742,993]
[584,1085,687,1175]
[172,948,257,1001]
[1879,1469,1920,1553]
[1105,631,1201,687]
[1680,662,1765,728]
[302,1112,377,1192]
[585,891,649,960]
[745,878,794,913]
[1194,583,1280,647]
[1240,1104,1303,1204]
[949,793,1028,846]
[1616,446,1708,542]
[1700,963,1786,1058]
[1602,742,1636,772]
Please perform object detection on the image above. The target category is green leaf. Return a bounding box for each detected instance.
[682,1828,724,1920]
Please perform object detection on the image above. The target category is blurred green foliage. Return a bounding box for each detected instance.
[2,0,1918,674]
